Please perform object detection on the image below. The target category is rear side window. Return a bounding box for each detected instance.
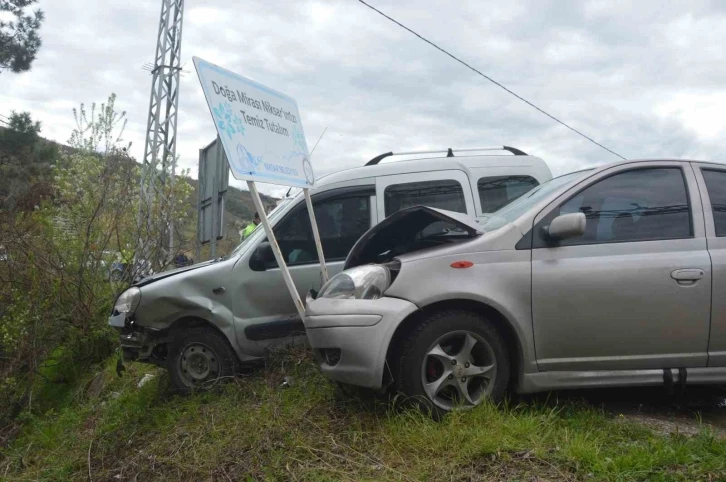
[533,167,691,247]
[384,180,466,217]
[478,175,539,213]
[701,169,726,236]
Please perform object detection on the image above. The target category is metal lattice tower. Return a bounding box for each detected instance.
[139,0,184,265]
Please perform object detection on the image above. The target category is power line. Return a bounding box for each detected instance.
[355,0,626,160]
[309,127,328,157]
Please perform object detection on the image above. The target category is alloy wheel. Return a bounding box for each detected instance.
[420,330,497,410]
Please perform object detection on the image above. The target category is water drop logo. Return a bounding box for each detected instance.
[237,143,263,172]
[213,101,245,139]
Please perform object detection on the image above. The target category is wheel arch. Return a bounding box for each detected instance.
[164,314,245,359]
[384,298,524,391]
[168,315,223,336]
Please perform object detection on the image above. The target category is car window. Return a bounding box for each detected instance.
[481,170,592,232]
[701,169,726,237]
[478,175,539,213]
[535,167,692,247]
[272,194,371,266]
[384,180,466,217]
[230,199,290,256]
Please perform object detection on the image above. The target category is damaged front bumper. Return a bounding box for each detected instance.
[109,312,168,365]
[305,296,418,389]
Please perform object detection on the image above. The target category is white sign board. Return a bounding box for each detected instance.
[193,57,314,188]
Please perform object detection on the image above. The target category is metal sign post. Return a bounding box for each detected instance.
[194,56,328,318]
[247,181,306,319]
[304,189,328,284]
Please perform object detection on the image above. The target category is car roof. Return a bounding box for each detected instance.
[588,158,726,172]
[315,154,550,187]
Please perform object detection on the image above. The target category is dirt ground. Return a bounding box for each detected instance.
[525,384,726,437]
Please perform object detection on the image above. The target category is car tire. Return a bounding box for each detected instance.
[396,310,510,418]
[167,326,238,393]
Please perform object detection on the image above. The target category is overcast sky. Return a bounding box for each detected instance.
[2,0,726,197]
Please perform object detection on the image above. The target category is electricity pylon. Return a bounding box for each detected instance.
[139,0,185,266]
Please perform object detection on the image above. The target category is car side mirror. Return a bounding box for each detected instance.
[249,241,274,271]
[547,212,586,241]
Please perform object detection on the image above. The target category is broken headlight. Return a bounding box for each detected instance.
[114,287,141,314]
[317,265,391,300]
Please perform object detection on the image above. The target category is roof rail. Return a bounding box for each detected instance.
[364,146,528,166]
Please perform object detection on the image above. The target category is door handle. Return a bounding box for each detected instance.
[671,269,704,282]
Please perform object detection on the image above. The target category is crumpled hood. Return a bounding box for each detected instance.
[134,259,218,287]
[344,205,482,270]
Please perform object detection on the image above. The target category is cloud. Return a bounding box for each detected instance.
[2,0,726,199]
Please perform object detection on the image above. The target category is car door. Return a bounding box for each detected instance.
[234,185,375,344]
[530,161,711,371]
[375,170,476,220]
[692,164,726,366]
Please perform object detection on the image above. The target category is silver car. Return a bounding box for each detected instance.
[305,159,726,415]
[109,148,551,392]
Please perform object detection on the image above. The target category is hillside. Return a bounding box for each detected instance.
[2,346,725,481]
[0,123,278,249]
[186,177,279,240]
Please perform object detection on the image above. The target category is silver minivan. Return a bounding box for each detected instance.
[109,147,551,391]
[305,158,726,415]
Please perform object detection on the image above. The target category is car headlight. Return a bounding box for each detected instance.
[317,265,391,300]
[114,287,141,314]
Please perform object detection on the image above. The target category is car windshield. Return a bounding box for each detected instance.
[480,169,593,230]
[229,199,291,256]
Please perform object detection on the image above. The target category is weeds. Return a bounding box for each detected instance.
[1,345,724,481]
[0,94,195,432]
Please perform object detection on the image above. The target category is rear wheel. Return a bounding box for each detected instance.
[167,326,238,393]
[396,310,509,417]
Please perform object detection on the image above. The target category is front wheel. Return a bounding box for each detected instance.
[396,310,510,417]
[167,326,238,393]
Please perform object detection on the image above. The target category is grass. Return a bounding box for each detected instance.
[1,346,725,481]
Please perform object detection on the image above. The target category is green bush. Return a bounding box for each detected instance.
[0,95,193,429]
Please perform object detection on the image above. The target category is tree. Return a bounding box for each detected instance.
[0,0,44,74]
[1,110,40,152]
[0,111,57,210]
[0,94,194,426]
[69,93,129,154]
